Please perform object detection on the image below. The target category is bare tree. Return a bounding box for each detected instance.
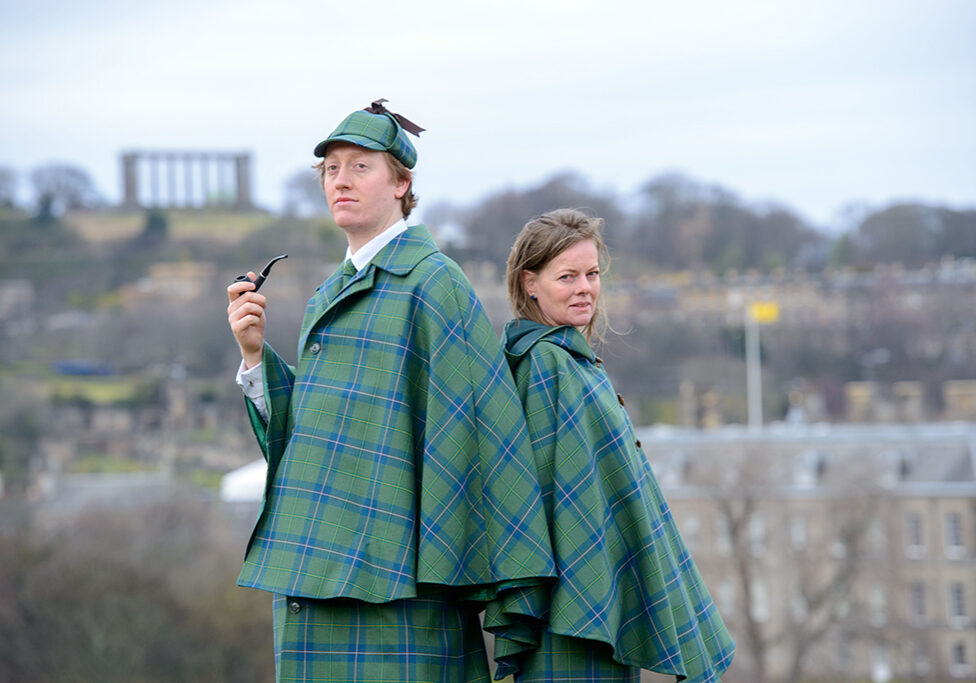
[30,162,101,218]
[0,166,16,208]
[283,167,328,217]
[700,446,878,683]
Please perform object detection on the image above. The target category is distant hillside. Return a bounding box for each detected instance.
[62,208,276,243]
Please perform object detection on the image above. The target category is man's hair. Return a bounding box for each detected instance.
[506,208,609,342]
[314,150,418,219]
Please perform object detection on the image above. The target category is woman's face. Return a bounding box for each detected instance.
[522,239,600,329]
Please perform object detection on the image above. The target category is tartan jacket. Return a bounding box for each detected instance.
[237,226,556,603]
[487,320,735,682]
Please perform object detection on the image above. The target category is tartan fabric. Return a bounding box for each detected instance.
[238,225,555,605]
[515,630,638,683]
[272,592,491,682]
[313,109,418,168]
[487,320,735,682]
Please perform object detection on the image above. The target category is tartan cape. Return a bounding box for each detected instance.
[238,226,556,605]
[486,320,735,682]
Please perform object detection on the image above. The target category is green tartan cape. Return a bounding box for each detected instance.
[486,320,735,682]
[237,226,556,606]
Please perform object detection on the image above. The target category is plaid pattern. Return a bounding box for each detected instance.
[272,592,491,682]
[515,630,638,683]
[487,320,735,682]
[239,226,555,605]
[314,109,418,168]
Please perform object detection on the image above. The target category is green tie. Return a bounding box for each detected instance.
[341,259,358,287]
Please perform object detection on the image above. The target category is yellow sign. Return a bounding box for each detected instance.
[749,301,780,324]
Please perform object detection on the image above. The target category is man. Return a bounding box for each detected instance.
[226,100,554,682]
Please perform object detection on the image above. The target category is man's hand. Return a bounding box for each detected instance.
[227,273,267,368]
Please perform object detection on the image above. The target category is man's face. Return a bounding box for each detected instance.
[321,143,408,237]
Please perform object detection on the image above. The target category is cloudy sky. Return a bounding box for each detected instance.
[2,0,974,229]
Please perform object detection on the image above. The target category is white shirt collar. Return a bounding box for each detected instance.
[345,219,409,271]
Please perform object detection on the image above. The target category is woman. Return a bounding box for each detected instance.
[488,209,735,682]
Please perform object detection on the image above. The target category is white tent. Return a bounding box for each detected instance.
[220,458,266,502]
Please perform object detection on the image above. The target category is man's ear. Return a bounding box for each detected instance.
[394,174,411,200]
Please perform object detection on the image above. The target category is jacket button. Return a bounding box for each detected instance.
[309,342,321,355]
[635,440,642,449]
[289,600,302,614]
[617,393,625,406]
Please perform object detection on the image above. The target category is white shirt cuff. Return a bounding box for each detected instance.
[236,360,269,423]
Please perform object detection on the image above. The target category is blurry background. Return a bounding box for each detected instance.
[1,1,974,681]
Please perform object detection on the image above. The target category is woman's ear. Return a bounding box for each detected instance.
[521,270,537,299]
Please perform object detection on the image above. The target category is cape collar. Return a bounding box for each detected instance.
[300,224,440,350]
[502,318,597,364]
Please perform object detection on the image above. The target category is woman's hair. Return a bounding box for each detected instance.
[506,208,610,342]
[314,151,418,218]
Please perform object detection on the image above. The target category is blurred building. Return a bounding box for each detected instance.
[639,422,976,682]
[120,150,255,210]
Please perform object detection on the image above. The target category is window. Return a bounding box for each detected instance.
[870,585,887,626]
[716,512,732,556]
[871,643,891,683]
[750,578,769,623]
[951,640,971,678]
[867,516,886,553]
[909,582,926,624]
[948,583,968,627]
[749,513,766,557]
[837,634,853,671]
[716,579,734,614]
[945,512,965,560]
[906,511,924,558]
[791,586,808,622]
[912,642,930,677]
[790,514,807,552]
[681,513,700,548]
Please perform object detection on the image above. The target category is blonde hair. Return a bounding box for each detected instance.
[314,150,418,218]
[506,208,609,342]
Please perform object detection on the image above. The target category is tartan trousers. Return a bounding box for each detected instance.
[272,593,491,683]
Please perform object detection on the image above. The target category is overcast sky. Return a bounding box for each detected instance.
[2,0,974,230]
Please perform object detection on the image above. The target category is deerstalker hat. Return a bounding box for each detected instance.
[313,99,425,169]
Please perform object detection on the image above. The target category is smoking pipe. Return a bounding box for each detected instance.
[234,254,288,292]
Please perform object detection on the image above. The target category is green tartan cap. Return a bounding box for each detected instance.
[313,100,423,169]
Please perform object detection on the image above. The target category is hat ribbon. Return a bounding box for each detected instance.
[365,98,426,137]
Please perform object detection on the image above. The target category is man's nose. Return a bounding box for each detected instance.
[334,164,351,187]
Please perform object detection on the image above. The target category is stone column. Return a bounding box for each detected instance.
[235,154,253,210]
[121,153,140,209]
[183,154,194,208]
[149,153,161,207]
[166,153,178,207]
[200,154,210,207]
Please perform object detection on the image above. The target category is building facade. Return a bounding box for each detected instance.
[638,423,976,682]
